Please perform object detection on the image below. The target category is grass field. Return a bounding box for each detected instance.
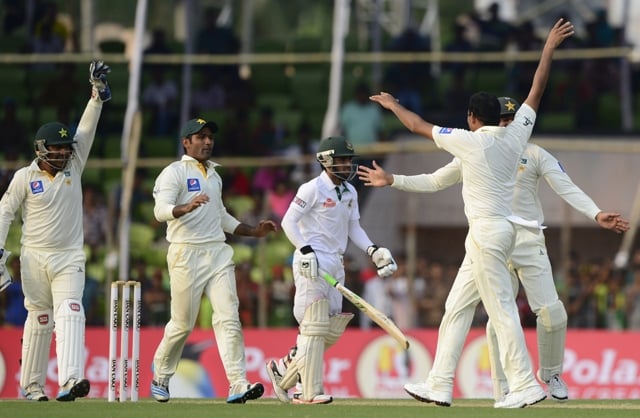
[2,398,640,418]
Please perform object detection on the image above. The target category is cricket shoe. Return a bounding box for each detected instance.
[266,359,290,403]
[292,392,332,404]
[539,372,569,402]
[151,379,170,402]
[226,382,264,404]
[404,381,451,406]
[24,383,48,401]
[56,378,90,401]
[494,385,546,408]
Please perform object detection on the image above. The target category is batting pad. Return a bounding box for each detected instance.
[55,299,86,386]
[325,313,354,349]
[281,299,329,394]
[20,309,54,389]
[537,300,567,381]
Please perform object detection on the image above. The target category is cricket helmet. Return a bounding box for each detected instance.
[316,136,358,181]
[34,122,76,167]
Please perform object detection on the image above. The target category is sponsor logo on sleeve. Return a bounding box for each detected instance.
[30,180,44,194]
[187,178,201,192]
[439,127,453,134]
[293,196,307,208]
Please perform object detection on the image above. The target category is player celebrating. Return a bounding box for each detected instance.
[368,19,575,408]
[0,61,111,401]
[266,136,397,404]
[150,118,277,403]
[358,95,629,405]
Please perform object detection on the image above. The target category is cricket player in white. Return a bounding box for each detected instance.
[265,136,397,404]
[150,118,277,403]
[0,61,110,401]
[357,96,629,405]
[369,19,575,408]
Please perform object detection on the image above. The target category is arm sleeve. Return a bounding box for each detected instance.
[281,207,306,249]
[0,170,27,247]
[392,158,462,193]
[73,98,103,170]
[348,219,375,252]
[539,147,601,221]
[153,167,178,222]
[221,212,241,234]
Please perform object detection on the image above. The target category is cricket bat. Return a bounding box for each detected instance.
[323,273,409,350]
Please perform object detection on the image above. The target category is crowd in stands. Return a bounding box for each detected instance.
[1,2,639,330]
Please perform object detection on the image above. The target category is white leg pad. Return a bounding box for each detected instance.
[280,299,329,398]
[537,300,567,381]
[486,319,508,401]
[20,310,54,389]
[55,299,86,386]
[325,313,354,349]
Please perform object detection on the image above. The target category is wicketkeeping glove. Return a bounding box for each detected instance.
[0,248,13,292]
[89,60,112,102]
[367,245,397,278]
[298,245,318,280]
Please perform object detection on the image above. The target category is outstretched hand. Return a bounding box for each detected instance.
[544,18,575,50]
[357,160,393,187]
[369,92,399,110]
[596,212,630,234]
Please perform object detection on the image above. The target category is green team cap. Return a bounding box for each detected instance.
[179,118,219,138]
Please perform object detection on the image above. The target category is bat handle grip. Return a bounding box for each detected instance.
[323,273,338,287]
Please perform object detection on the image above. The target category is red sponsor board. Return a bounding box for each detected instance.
[0,328,639,400]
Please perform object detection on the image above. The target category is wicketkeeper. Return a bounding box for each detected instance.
[0,60,110,401]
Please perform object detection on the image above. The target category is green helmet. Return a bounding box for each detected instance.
[316,136,358,181]
[498,97,520,118]
[34,122,76,167]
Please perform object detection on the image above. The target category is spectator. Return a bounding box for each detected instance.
[386,256,413,329]
[143,268,170,326]
[339,82,384,146]
[473,2,514,52]
[443,22,475,80]
[195,6,240,82]
[144,28,173,73]
[191,70,226,115]
[141,67,179,136]
[266,179,295,223]
[82,271,103,326]
[384,26,431,115]
[252,106,280,156]
[236,261,258,327]
[82,184,110,258]
[0,96,30,160]
[360,267,391,330]
[268,264,294,327]
[39,63,81,136]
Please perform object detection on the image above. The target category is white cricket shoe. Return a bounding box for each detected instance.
[226,382,264,404]
[266,359,290,403]
[292,392,332,404]
[25,383,48,401]
[404,381,452,407]
[494,385,546,408]
[545,374,569,401]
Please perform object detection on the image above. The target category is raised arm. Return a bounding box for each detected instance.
[369,92,435,140]
[524,19,574,112]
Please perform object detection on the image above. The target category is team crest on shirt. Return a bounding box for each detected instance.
[293,196,307,208]
[323,198,336,208]
[30,180,44,194]
[439,127,453,134]
[518,157,527,171]
[187,178,201,191]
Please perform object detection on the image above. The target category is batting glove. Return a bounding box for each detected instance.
[298,245,319,280]
[367,245,397,278]
[89,60,112,102]
[0,248,12,292]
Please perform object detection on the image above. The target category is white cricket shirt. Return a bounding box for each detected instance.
[282,171,359,254]
[153,155,240,244]
[431,104,536,221]
[0,99,102,250]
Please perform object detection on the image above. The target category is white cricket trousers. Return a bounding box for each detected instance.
[467,218,538,393]
[153,241,248,386]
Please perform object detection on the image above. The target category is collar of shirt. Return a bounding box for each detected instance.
[180,154,220,170]
[476,125,503,134]
[319,170,348,192]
